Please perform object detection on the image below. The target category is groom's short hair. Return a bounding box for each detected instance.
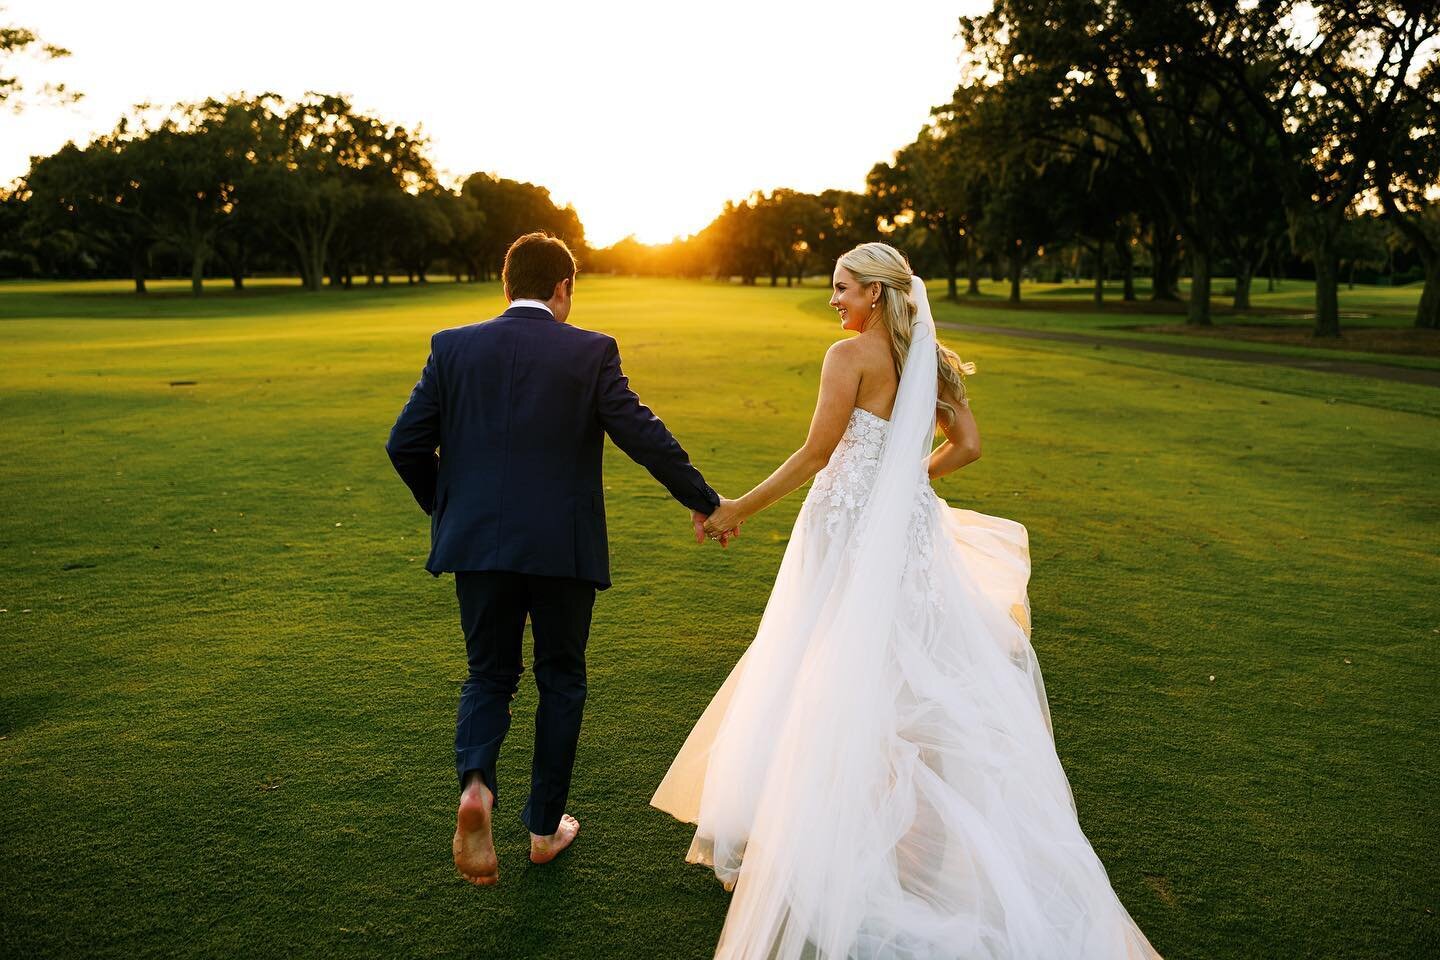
[503,232,577,301]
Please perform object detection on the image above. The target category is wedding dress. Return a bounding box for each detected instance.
[652,277,1163,959]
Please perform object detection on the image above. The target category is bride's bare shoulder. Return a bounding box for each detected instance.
[827,334,887,364]
[823,336,864,366]
[842,334,894,379]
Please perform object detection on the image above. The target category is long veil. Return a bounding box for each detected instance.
[654,276,942,953]
[653,277,1161,959]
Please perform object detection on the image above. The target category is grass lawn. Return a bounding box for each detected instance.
[924,276,1440,370]
[1,276,1436,959]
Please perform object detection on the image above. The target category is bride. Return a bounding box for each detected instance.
[651,242,1163,959]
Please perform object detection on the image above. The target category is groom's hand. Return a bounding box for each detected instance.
[692,509,741,547]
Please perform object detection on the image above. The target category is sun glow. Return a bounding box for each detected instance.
[1,0,987,247]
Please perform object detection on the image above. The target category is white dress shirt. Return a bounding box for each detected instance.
[510,298,554,316]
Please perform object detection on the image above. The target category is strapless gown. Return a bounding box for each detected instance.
[653,407,1163,960]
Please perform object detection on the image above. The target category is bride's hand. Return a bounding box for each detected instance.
[703,499,745,546]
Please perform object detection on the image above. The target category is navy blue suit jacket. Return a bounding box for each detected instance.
[385,304,719,590]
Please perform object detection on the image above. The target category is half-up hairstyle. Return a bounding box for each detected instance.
[835,242,975,423]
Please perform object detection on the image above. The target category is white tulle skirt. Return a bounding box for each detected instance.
[652,485,1164,960]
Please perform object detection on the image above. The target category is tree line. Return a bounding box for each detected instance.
[1,3,1435,336]
[595,2,1438,336]
[0,92,585,294]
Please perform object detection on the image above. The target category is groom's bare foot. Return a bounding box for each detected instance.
[453,779,498,886]
[529,814,580,864]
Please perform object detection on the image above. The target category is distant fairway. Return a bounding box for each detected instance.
[1,276,1436,959]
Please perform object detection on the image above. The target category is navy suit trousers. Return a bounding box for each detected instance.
[454,571,595,836]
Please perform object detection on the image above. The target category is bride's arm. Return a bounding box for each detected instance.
[703,343,862,536]
[927,393,980,481]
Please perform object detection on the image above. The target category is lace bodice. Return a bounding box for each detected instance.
[808,407,891,537]
[804,407,944,611]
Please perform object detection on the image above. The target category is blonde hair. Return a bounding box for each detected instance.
[835,242,975,422]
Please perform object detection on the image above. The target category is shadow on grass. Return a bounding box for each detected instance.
[0,689,65,738]
[0,279,498,322]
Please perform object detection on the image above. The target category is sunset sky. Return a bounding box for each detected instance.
[1,1,989,246]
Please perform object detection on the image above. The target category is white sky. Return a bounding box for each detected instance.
[0,1,989,246]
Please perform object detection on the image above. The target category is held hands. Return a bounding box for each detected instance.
[692,504,743,548]
[701,499,745,547]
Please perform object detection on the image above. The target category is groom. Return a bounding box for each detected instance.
[386,232,725,885]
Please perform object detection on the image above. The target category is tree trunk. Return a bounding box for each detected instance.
[190,250,206,296]
[1114,234,1135,301]
[131,253,148,294]
[947,254,959,301]
[1151,225,1180,301]
[965,240,981,296]
[230,236,247,290]
[1093,243,1105,306]
[307,246,325,292]
[1233,258,1252,311]
[1007,246,1023,303]
[1312,244,1341,337]
[1417,255,1439,329]
[1187,247,1212,326]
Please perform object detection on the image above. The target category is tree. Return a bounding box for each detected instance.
[458,172,586,280]
[751,189,825,286]
[1209,0,1440,336]
[868,114,978,301]
[140,115,244,295]
[960,0,1263,325]
[0,5,80,111]
[392,187,455,284]
[976,153,1067,303]
[23,137,160,292]
[1375,33,1440,327]
[701,198,767,284]
[250,93,435,291]
[811,189,878,273]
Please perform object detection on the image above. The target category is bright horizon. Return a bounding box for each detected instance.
[0,1,990,247]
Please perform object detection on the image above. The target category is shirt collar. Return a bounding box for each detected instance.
[509,298,554,316]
